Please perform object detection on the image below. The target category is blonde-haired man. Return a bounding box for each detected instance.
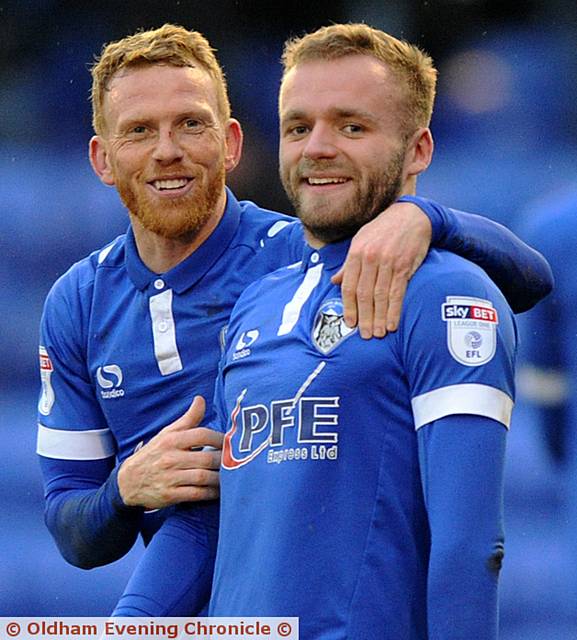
[279,23,437,245]
[37,23,549,621]
[211,24,514,638]
[282,22,437,136]
[110,24,549,638]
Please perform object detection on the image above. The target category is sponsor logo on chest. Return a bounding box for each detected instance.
[222,390,340,470]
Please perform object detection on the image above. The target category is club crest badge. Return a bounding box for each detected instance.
[313,299,356,354]
[441,296,498,366]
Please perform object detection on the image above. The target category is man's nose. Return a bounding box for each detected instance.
[302,124,338,160]
[152,129,185,164]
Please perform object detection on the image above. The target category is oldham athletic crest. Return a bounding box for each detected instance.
[313,299,356,354]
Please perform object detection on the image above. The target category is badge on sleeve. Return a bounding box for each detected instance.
[441,296,498,366]
[313,299,356,354]
[38,346,55,415]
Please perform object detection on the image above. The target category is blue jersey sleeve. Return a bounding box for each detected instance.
[418,414,506,640]
[398,195,553,313]
[112,502,219,616]
[39,458,142,569]
[397,253,515,639]
[399,252,517,416]
[38,269,111,434]
[37,268,142,568]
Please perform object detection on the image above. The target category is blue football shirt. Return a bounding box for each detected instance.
[37,190,302,465]
[34,188,539,581]
[210,240,517,638]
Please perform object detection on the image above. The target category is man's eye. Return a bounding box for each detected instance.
[131,126,147,135]
[184,119,205,132]
[288,125,308,137]
[343,124,363,134]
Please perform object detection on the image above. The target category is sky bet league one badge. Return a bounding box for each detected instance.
[442,296,498,366]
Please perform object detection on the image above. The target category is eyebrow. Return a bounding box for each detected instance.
[281,107,379,123]
[117,107,214,129]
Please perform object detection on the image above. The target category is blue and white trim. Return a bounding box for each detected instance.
[411,383,514,430]
[37,424,116,460]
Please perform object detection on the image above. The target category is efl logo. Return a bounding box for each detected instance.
[442,303,498,323]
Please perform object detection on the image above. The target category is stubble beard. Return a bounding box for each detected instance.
[117,164,226,241]
[282,150,406,244]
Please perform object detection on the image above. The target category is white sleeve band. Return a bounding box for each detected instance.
[37,424,116,460]
[411,383,514,430]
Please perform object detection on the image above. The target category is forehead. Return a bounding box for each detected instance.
[103,64,220,126]
[280,55,403,120]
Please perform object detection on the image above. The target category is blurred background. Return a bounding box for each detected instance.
[1,1,576,637]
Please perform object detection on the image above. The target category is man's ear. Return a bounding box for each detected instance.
[403,128,434,179]
[89,135,115,186]
[223,118,243,173]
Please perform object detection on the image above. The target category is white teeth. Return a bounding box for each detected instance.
[307,177,347,185]
[153,178,188,190]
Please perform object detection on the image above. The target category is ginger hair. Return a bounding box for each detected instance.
[91,23,230,135]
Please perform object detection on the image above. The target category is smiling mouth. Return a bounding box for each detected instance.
[151,178,192,191]
[306,177,349,185]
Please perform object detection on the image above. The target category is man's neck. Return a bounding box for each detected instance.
[401,177,417,197]
[130,192,227,274]
[303,228,326,250]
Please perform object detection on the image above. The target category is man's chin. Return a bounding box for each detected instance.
[297,202,382,245]
[139,216,209,241]
[303,221,360,245]
[126,168,226,243]
[129,195,211,238]
[298,191,345,214]
[297,198,355,229]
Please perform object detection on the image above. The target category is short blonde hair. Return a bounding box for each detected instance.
[282,23,437,137]
[91,23,230,135]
